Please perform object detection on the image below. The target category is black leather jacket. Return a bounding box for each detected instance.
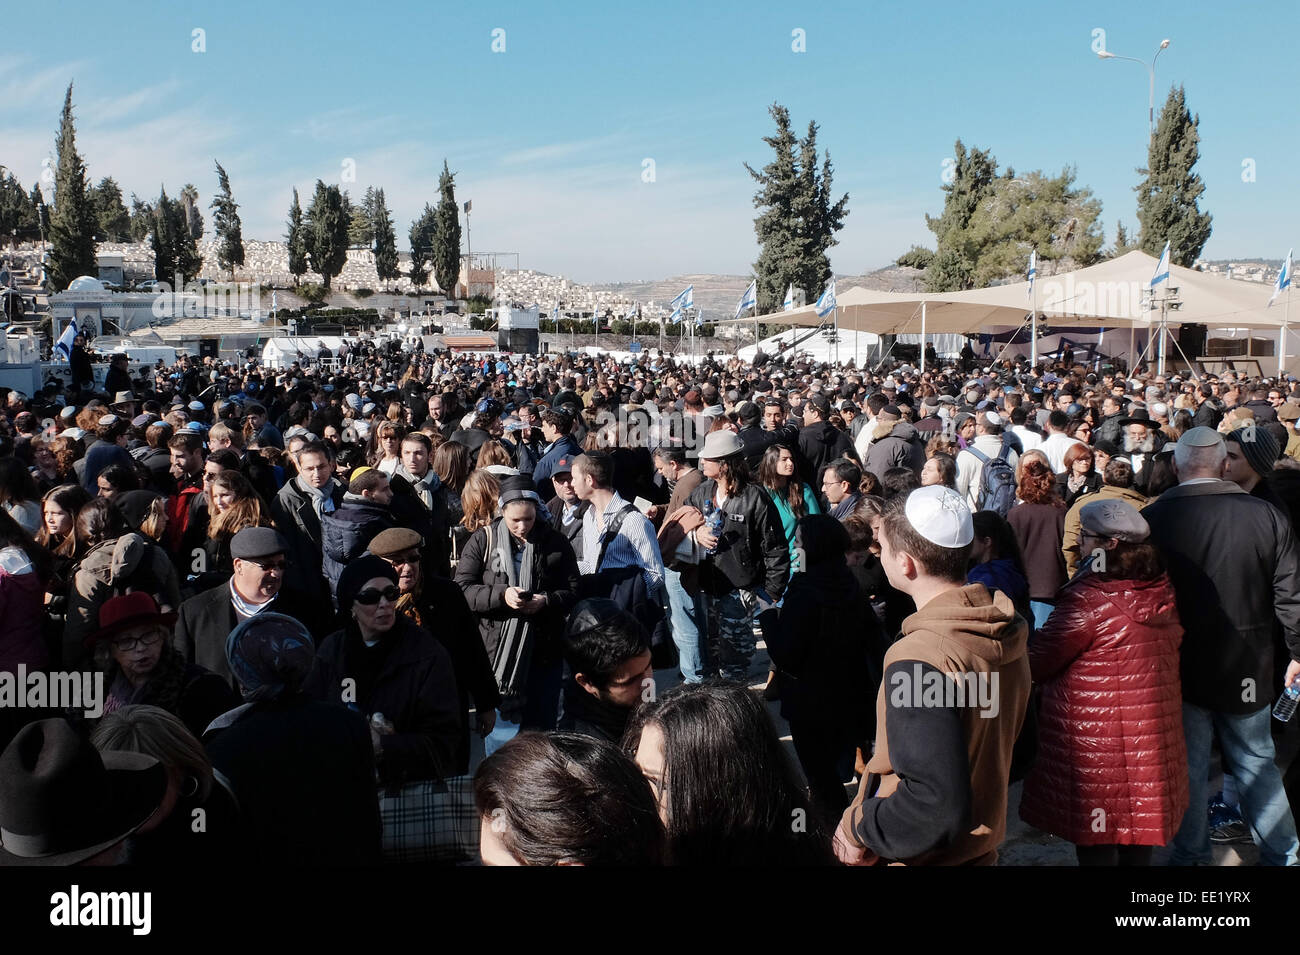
[686,479,790,598]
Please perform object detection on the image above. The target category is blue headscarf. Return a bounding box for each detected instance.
[225,612,316,702]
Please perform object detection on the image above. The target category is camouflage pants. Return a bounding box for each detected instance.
[703,589,759,683]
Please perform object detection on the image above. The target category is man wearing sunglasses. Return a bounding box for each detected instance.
[173,527,322,687]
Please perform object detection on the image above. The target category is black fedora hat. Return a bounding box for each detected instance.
[1118,408,1154,429]
[0,719,166,866]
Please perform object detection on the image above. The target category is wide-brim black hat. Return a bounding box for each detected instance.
[1118,408,1154,428]
[0,719,166,866]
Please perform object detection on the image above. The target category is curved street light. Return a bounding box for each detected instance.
[1097,38,1171,138]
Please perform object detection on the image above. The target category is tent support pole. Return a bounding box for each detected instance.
[920,301,927,373]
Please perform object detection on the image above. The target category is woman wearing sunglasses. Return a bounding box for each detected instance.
[306,556,462,786]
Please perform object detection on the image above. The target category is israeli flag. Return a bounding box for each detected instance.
[670,306,683,325]
[783,283,794,311]
[552,303,560,321]
[55,317,77,361]
[271,290,278,313]
[669,284,694,312]
[815,280,836,318]
[1150,241,1171,288]
[1027,250,1036,299]
[625,301,638,321]
[1269,249,1293,307]
[735,280,757,319]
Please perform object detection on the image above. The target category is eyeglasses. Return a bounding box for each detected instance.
[355,585,400,605]
[388,553,420,568]
[553,473,574,484]
[243,557,287,572]
[112,630,164,652]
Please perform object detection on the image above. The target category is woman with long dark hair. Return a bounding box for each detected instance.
[64,498,182,665]
[197,471,270,592]
[1020,499,1187,866]
[685,431,790,682]
[758,444,820,573]
[1006,450,1068,629]
[624,681,833,865]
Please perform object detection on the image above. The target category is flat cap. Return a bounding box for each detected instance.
[1079,498,1149,543]
[230,527,289,560]
[368,527,424,557]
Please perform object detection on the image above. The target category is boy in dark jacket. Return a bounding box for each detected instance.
[322,467,397,596]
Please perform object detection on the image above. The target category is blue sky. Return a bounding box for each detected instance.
[4,0,1296,283]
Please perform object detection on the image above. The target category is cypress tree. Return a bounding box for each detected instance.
[372,188,399,288]
[47,82,97,289]
[433,161,463,296]
[211,161,245,275]
[305,180,348,289]
[1135,85,1212,266]
[286,188,308,285]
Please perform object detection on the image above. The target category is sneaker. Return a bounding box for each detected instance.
[1208,798,1253,845]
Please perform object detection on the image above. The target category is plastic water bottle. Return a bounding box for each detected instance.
[703,501,724,554]
[1273,682,1300,723]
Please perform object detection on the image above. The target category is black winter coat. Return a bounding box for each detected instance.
[403,575,502,775]
[306,618,462,786]
[760,559,886,740]
[271,476,344,600]
[389,473,451,578]
[686,480,790,599]
[797,421,857,486]
[453,519,580,665]
[204,695,381,866]
[172,581,325,687]
[1143,480,1300,712]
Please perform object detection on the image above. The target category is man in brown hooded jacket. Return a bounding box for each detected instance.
[834,485,1032,865]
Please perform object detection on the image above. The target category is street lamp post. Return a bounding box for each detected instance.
[1097,39,1170,138]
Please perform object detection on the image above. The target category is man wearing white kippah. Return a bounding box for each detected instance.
[835,486,1031,866]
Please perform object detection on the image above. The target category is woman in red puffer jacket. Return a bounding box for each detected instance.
[1019,498,1188,866]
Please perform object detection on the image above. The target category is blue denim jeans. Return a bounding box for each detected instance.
[664,567,708,683]
[1030,600,1055,630]
[1169,702,1300,866]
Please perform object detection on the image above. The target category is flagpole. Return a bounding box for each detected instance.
[1283,285,1292,380]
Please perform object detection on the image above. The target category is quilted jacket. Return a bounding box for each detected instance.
[1019,572,1188,845]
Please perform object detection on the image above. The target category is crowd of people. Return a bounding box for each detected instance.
[2,332,1299,867]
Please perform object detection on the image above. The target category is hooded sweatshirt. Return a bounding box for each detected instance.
[841,583,1031,865]
[863,420,925,484]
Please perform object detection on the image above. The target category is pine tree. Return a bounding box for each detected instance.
[179,184,203,242]
[211,160,245,275]
[170,190,203,283]
[1135,86,1212,266]
[304,180,348,290]
[89,176,130,243]
[47,83,97,290]
[286,188,308,285]
[0,168,40,243]
[1111,220,1137,257]
[794,121,849,307]
[151,186,177,284]
[371,188,399,288]
[922,140,998,291]
[408,203,436,289]
[432,160,463,297]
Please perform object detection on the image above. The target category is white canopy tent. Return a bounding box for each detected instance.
[261,336,350,369]
[724,252,1297,373]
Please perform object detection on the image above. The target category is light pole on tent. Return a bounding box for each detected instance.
[1097,38,1170,140]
